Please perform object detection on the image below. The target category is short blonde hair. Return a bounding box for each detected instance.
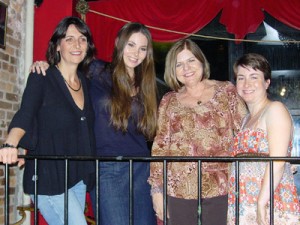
[164,39,210,91]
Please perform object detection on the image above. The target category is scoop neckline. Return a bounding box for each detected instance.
[175,83,218,109]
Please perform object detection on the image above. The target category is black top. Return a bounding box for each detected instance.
[9,66,95,195]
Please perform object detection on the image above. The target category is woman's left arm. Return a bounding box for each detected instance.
[148,93,173,220]
[257,101,292,224]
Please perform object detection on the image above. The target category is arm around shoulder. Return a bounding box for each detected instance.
[30,61,49,76]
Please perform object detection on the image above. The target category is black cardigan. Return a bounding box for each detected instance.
[9,66,95,195]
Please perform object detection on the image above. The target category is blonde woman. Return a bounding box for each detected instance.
[148,39,247,225]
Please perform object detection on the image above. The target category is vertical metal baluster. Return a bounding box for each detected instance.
[163,159,167,225]
[4,163,9,225]
[235,160,240,225]
[95,159,99,225]
[197,160,202,225]
[64,159,69,225]
[269,160,274,225]
[34,158,38,225]
[129,160,133,225]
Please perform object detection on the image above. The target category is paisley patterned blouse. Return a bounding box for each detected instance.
[148,81,247,199]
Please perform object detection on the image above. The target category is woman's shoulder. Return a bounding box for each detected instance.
[88,59,109,79]
[263,101,293,139]
[89,61,112,87]
[159,91,177,104]
[27,66,57,83]
[162,90,177,99]
[262,101,291,128]
[44,65,60,79]
[266,101,290,116]
[90,59,106,70]
[207,80,237,97]
[205,79,234,89]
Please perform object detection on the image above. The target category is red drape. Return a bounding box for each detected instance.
[219,0,265,40]
[33,0,75,61]
[86,0,300,62]
[261,0,300,30]
[86,0,224,61]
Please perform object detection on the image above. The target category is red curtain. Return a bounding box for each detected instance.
[220,0,265,40]
[261,0,300,30]
[86,0,300,62]
[86,0,224,61]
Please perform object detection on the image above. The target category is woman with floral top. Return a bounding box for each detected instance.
[227,53,300,225]
[148,39,247,225]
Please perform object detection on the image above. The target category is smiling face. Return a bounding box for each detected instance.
[236,65,270,104]
[57,24,88,66]
[175,49,203,87]
[122,32,148,76]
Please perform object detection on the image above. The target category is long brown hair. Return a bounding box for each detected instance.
[110,22,157,140]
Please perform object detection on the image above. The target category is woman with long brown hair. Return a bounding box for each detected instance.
[88,22,157,225]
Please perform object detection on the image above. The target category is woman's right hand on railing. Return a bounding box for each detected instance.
[0,144,18,165]
[30,61,49,76]
[1,128,26,167]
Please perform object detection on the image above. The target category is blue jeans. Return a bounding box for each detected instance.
[31,180,87,225]
[91,162,156,225]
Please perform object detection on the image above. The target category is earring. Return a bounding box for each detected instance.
[56,51,61,62]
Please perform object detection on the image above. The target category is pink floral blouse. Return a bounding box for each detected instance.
[148,81,247,199]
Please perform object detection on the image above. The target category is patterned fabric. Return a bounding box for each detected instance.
[148,81,247,199]
[227,127,300,225]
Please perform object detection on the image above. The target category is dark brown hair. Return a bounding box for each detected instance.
[46,16,96,74]
[233,53,271,80]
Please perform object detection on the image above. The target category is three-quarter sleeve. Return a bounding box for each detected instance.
[148,82,247,199]
[148,92,173,191]
[8,72,44,150]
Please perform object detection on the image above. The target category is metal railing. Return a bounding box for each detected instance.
[2,155,300,225]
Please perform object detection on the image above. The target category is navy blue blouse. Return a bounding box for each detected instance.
[89,60,150,157]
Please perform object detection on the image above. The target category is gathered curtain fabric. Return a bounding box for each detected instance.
[86,0,300,62]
